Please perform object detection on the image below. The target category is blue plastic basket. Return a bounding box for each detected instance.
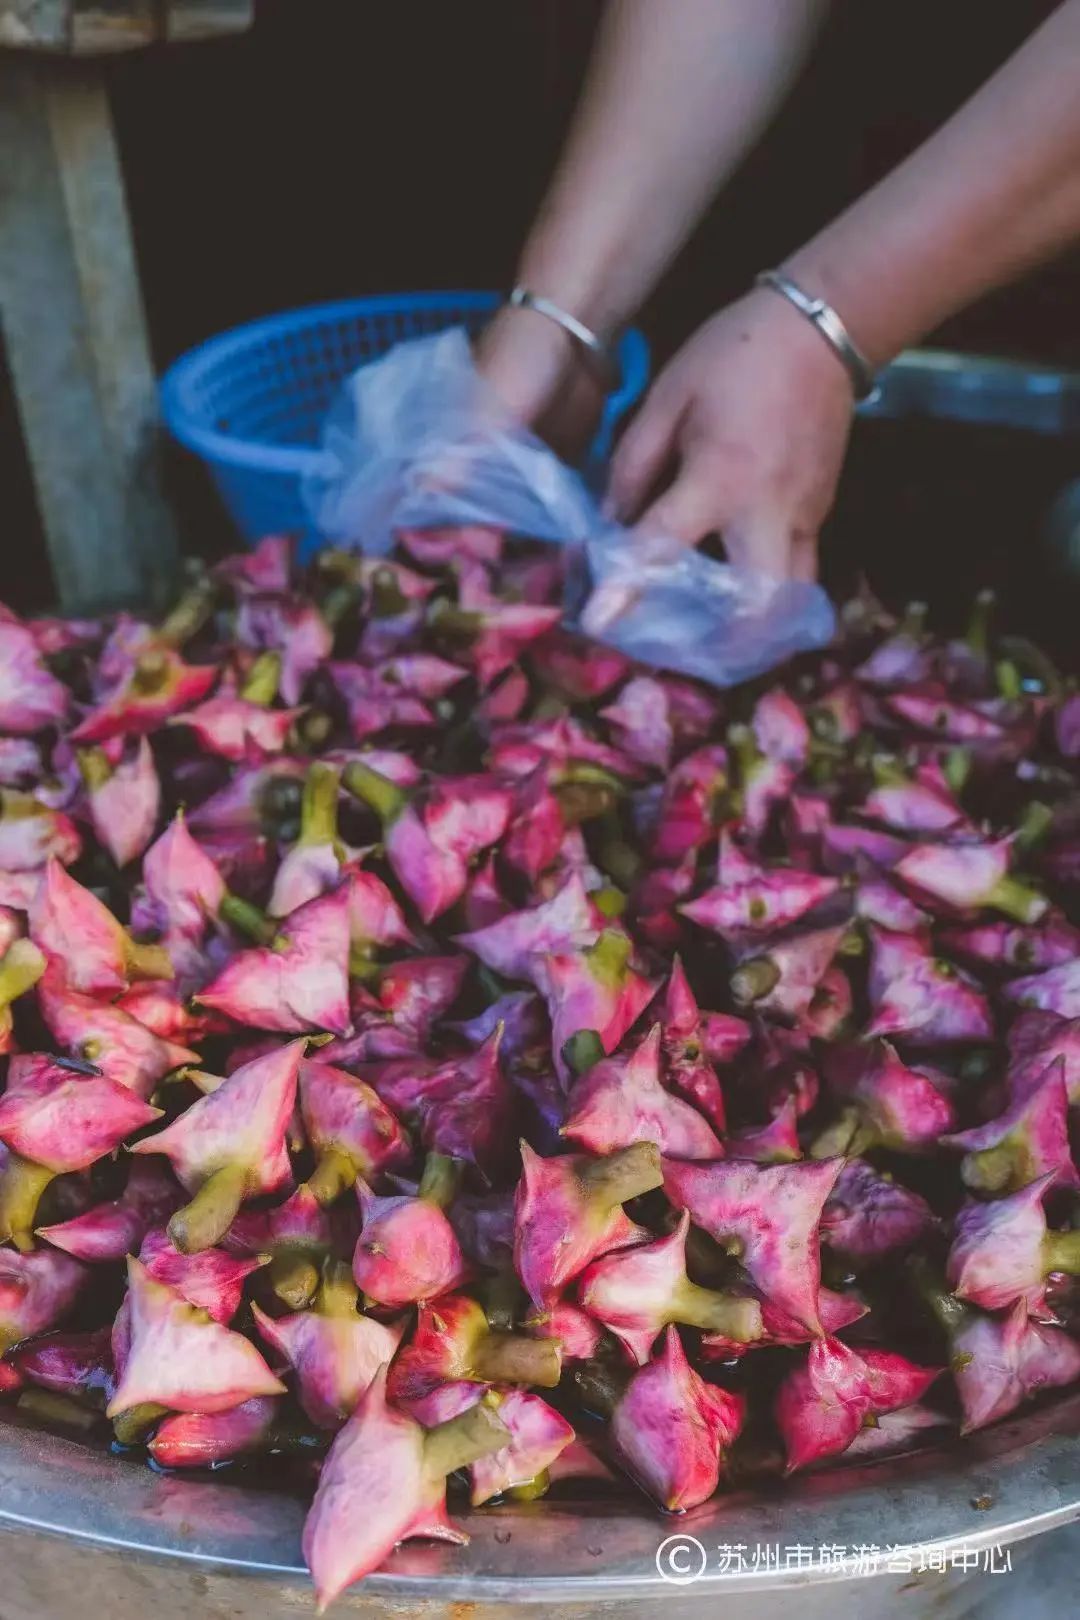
[160,292,650,553]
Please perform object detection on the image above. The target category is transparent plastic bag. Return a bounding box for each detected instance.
[305,328,836,686]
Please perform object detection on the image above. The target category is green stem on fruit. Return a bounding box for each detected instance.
[268,1250,321,1311]
[112,1402,169,1446]
[298,761,341,848]
[1042,1230,1080,1276]
[472,1332,561,1389]
[986,874,1047,926]
[307,1148,359,1207]
[730,956,781,1006]
[168,1162,250,1254]
[965,589,995,659]
[423,1397,510,1480]
[561,1029,605,1078]
[123,938,175,982]
[75,747,113,793]
[0,938,46,1008]
[580,1141,662,1208]
[0,1154,57,1252]
[341,760,407,826]
[1014,801,1053,855]
[218,892,277,945]
[418,1152,465,1212]
[240,652,281,705]
[673,1282,764,1344]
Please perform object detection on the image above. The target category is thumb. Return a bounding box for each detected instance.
[606,388,683,523]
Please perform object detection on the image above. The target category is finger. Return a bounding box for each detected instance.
[790,529,820,584]
[634,464,734,548]
[722,512,793,580]
[606,389,684,522]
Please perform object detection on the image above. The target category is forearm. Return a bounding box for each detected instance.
[517,0,830,333]
[784,0,1080,368]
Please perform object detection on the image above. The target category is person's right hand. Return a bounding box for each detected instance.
[474,303,607,462]
[606,287,856,582]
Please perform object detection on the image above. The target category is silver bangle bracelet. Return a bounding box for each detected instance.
[754,270,877,402]
[507,286,620,386]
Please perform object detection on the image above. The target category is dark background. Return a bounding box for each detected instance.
[5,0,1080,641]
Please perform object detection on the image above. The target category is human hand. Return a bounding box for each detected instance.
[607,287,856,580]
[474,303,606,462]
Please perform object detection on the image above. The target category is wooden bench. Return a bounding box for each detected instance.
[0,3,254,613]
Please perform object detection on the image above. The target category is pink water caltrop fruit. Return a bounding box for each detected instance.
[148,1396,282,1469]
[12,1326,114,1407]
[324,954,470,1067]
[854,878,930,934]
[883,687,1006,744]
[563,1026,724,1161]
[699,1285,868,1362]
[131,1039,305,1253]
[728,1097,802,1164]
[106,1257,284,1420]
[663,1156,844,1333]
[731,925,848,1025]
[0,619,70,734]
[0,1053,162,1248]
[856,760,968,835]
[648,744,729,865]
[301,1365,510,1610]
[36,969,198,1098]
[941,915,1080,975]
[457,872,601,987]
[252,1261,404,1430]
[226,1183,335,1311]
[513,1140,661,1311]
[267,761,345,916]
[387,1294,563,1411]
[775,1336,941,1472]
[299,1058,410,1206]
[500,768,565,885]
[610,1326,744,1511]
[71,648,217,745]
[894,838,1047,925]
[538,929,657,1087]
[0,936,46,1055]
[352,1154,470,1310]
[329,653,467,741]
[655,958,734,1133]
[0,791,81,870]
[215,534,292,595]
[29,859,173,995]
[821,821,908,875]
[864,926,993,1046]
[600,676,677,772]
[137,1227,263,1324]
[0,736,42,789]
[133,812,227,944]
[946,1173,1080,1316]
[197,887,352,1037]
[820,1160,936,1263]
[398,523,504,569]
[168,675,302,763]
[343,758,511,923]
[1007,1014,1080,1106]
[38,1160,180,1264]
[727,723,795,841]
[468,1388,576,1504]
[801,965,855,1042]
[853,605,932,689]
[811,1041,955,1158]
[681,830,839,938]
[1005,957,1080,1019]
[78,737,160,868]
[942,1061,1077,1195]
[527,1300,604,1363]
[578,1211,763,1364]
[752,687,811,770]
[0,1246,86,1353]
[431,568,560,689]
[366,1028,514,1182]
[529,628,630,703]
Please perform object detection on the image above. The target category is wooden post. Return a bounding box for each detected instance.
[0,53,180,613]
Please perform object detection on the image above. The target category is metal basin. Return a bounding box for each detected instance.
[1,1390,1079,1615]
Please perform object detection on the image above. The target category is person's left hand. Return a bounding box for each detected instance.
[606,286,857,580]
